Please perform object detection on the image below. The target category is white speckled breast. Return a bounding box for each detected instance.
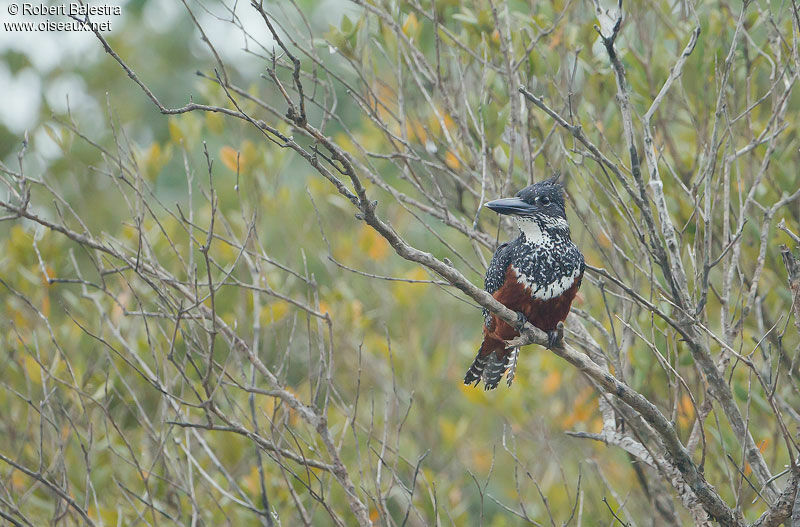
[512,265,581,300]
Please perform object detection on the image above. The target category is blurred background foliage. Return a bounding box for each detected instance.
[1,0,799,525]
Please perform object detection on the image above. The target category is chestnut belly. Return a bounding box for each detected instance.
[492,266,582,335]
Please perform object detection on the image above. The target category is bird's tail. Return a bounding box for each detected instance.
[463,352,490,387]
[464,346,519,390]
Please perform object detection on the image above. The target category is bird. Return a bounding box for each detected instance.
[464,176,585,390]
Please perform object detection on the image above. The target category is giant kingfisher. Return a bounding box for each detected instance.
[464,176,585,390]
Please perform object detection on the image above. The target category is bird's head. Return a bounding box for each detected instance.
[484,175,567,221]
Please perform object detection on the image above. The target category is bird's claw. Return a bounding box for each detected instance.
[514,311,527,333]
[546,331,560,349]
[546,322,565,349]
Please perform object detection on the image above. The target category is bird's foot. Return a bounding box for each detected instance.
[546,322,565,349]
[514,311,528,333]
[505,347,519,387]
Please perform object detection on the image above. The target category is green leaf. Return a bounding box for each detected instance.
[452,11,477,25]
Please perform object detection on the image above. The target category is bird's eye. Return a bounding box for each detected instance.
[540,196,551,205]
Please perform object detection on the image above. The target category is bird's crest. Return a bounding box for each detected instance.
[542,172,564,189]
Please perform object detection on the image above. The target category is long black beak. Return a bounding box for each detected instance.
[484,197,535,216]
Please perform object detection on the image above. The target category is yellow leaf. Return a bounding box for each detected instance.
[442,112,455,133]
[363,333,389,356]
[242,465,260,495]
[374,83,398,121]
[358,226,389,261]
[591,417,603,433]
[260,302,289,324]
[439,418,456,443]
[595,119,605,133]
[240,140,258,170]
[335,132,356,153]
[392,268,429,305]
[404,120,428,144]
[10,224,29,254]
[413,121,428,144]
[542,369,561,395]
[407,267,427,281]
[402,12,419,38]
[111,289,131,325]
[427,113,441,135]
[11,470,25,491]
[143,142,171,182]
[448,487,462,507]
[144,143,161,180]
[351,300,364,326]
[677,394,694,428]
[405,121,415,140]
[562,386,596,427]
[220,146,240,172]
[24,355,42,385]
[445,151,460,170]
[168,118,184,144]
[472,449,492,472]
[206,112,225,134]
[459,381,489,404]
[548,26,563,49]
